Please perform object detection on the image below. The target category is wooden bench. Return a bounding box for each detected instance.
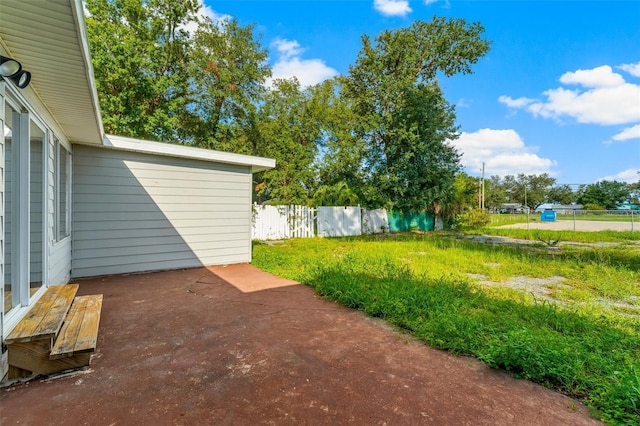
[4,285,103,378]
[50,295,103,359]
[5,284,79,344]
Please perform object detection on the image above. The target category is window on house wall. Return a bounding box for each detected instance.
[54,137,71,241]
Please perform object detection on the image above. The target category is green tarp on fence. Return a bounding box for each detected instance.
[387,210,434,232]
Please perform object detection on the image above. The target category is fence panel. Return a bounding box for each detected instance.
[251,204,315,240]
[290,205,316,238]
[317,206,362,237]
[362,208,389,234]
[388,210,434,232]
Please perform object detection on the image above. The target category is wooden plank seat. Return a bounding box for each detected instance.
[5,284,79,344]
[3,285,103,379]
[50,295,103,359]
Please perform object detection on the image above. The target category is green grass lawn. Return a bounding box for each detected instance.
[475,227,640,243]
[490,212,639,226]
[566,212,639,222]
[252,233,640,425]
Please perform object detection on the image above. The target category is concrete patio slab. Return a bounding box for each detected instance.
[1,264,600,425]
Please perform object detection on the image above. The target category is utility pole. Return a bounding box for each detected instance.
[481,162,485,210]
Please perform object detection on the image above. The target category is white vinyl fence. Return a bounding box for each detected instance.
[317,206,362,237]
[251,204,316,240]
[362,208,390,234]
[251,204,391,240]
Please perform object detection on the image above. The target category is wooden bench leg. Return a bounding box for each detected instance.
[7,365,33,380]
[8,339,91,376]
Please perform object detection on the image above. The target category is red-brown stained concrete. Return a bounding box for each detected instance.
[1,264,601,425]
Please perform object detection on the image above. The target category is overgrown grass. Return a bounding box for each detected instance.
[475,227,640,243]
[252,234,640,425]
[489,213,530,226]
[489,213,638,227]
[562,213,638,222]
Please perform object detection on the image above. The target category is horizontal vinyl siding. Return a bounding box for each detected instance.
[48,135,72,286]
[71,145,252,278]
[49,238,71,285]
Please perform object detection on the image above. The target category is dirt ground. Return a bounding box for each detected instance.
[1,264,602,425]
[499,219,637,232]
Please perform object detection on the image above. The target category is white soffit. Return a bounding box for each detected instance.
[0,0,103,144]
[103,134,276,172]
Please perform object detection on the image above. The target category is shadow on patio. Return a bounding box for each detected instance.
[1,264,600,425]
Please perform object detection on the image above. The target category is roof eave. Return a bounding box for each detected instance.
[101,134,275,172]
[70,0,104,144]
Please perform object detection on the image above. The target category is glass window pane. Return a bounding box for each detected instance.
[29,120,44,294]
[55,139,70,241]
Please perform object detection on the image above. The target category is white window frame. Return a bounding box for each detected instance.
[2,89,50,330]
[54,137,71,242]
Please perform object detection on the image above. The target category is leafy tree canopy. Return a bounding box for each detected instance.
[481,174,579,211]
[85,0,199,141]
[86,4,493,215]
[577,180,631,210]
[343,17,491,212]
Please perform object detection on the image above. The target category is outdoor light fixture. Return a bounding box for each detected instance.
[0,55,31,89]
[11,70,31,89]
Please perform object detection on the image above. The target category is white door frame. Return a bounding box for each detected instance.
[2,88,49,335]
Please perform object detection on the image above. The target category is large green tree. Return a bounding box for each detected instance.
[630,178,640,204]
[547,184,576,205]
[85,0,198,141]
[343,17,491,212]
[484,175,507,210]
[452,173,481,213]
[314,78,365,194]
[499,173,556,211]
[252,78,324,204]
[87,4,496,211]
[577,180,631,210]
[183,19,270,151]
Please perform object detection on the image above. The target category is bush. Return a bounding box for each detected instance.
[455,209,490,230]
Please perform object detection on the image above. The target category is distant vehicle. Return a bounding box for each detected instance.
[616,203,640,211]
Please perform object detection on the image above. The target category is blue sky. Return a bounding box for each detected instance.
[199,0,640,185]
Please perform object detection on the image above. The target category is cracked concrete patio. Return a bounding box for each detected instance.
[1,264,600,425]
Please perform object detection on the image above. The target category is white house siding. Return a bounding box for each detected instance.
[47,137,69,285]
[71,144,253,278]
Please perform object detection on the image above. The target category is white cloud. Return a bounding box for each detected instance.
[559,65,625,88]
[451,128,557,177]
[181,0,231,35]
[373,0,412,17]
[599,169,640,184]
[618,62,640,77]
[272,38,304,60]
[501,64,640,126]
[424,0,439,4]
[272,58,338,88]
[611,124,640,142]
[269,38,338,88]
[498,95,534,108]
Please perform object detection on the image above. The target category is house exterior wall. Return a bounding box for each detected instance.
[71,144,253,278]
[1,80,74,366]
